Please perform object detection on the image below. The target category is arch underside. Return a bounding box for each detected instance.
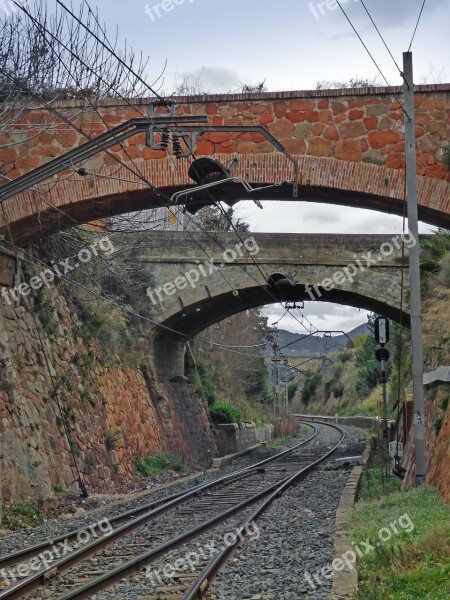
[4,182,448,244]
[155,283,410,347]
[153,284,409,378]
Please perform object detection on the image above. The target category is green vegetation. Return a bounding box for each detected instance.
[105,429,122,451]
[354,331,381,399]
[134,453,187,477]
[443,143,450,169]
[188,360,220,405]
[8,502,44,527]
[75,301,144,367]
[34,292,59,338]
[74,350,95,371]
[352,487,450,599]
[421,229,450,276]
[186,351,270,427]
[433,416,443,435]
[80,386,96,406]
[209,401,244,425]
[266,426,309,448]
[301,372,322,404]
[358,448,402,502]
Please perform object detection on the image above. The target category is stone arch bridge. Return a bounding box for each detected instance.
[0,85,449,244]
[131,231,411,379]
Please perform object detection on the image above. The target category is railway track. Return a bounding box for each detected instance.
[0,421,345,599]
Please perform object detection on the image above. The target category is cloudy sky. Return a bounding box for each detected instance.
[48,0,449,333]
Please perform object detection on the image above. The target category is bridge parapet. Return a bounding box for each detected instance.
[0,86,449,242]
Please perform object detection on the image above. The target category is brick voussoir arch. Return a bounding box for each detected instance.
[1,154,449,243]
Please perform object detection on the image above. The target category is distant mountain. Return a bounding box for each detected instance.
[263,323,369,357]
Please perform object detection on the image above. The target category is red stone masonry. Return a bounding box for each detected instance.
[0,85,449,240]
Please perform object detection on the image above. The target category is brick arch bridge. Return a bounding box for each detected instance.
[130,231,411,379]
[0,85,449,244]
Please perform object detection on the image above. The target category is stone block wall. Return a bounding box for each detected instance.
[401,383,450,502]
[0,280,216,502]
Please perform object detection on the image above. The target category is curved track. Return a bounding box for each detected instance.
[0,421,345,599]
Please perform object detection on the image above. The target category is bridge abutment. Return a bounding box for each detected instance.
[154,333,187,380]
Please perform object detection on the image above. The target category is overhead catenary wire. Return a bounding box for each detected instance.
[6,1,325,350]
[0,68,241,299]
[7,2,253,300]
[408,0,427,51]
[186,156,326,346]
[0,238,270,358]
[336,1,410,119]
[54,0,170,105]
[360,0,402,73]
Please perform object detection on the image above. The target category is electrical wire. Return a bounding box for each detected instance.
[0,68,241,299]
[360,0,402,73]
[6,1,326,353]
[408,0,427,51]
[54,0,170,106]
[10,2,252,300]
[186,156,326,346]
[0,237,269,357]
[336,1,409,119]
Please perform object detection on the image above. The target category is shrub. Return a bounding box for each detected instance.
[439,394,449,411]
[188,361,219,405]
[337,349,353,363]
[332,381,345,399]
[433,416,443,436]
[301,372,322,404]
[105,429,122,451]
[287,381,298,399]
[209,401,243,425]
[11,503,38,517]
[134,453,186,477]
[333,361,345,378]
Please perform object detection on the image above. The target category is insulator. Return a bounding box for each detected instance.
[172,134,183,158]
[160,129,170,150]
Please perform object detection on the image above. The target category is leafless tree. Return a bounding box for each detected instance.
[315,76,380,90]
[0,0,158,138]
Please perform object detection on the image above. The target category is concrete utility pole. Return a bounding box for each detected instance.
[272,335,281,415]
[403,52,426,487]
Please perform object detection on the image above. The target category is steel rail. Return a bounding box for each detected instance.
[183,421,346,599]
[0,426,317,599]
[0,425,316,570]
[56,425,322,600]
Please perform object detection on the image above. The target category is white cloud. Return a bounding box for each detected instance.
[235,202,434,235]
[265,301,368,335]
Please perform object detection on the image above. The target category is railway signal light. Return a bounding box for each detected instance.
[375,317,390,345]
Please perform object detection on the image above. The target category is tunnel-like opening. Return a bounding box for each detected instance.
[154,283,410,380]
